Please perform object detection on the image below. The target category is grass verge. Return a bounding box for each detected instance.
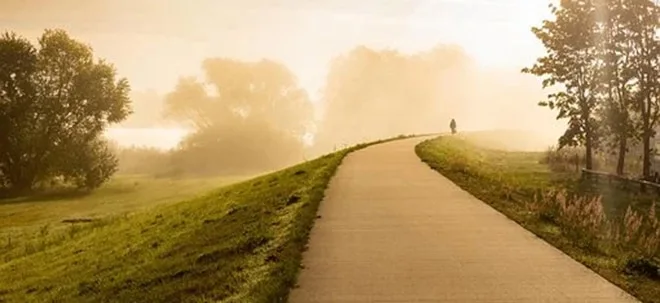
[416,135,660,303]
[0,134,415,303]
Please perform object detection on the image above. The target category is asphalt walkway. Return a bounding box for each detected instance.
[289,137,638,303]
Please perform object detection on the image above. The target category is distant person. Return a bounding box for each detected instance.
[450,119,457,135]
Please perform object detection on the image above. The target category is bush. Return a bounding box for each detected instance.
[59,139,119,190]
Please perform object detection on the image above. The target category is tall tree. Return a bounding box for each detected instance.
[164,58,313,175]
[599,0,639,175]
[0,32,37,189]
[523,0,602,170]
[624,0,660,180]
[0,29,131,193]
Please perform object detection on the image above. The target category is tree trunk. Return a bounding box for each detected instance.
[642,94,652,181]
[643,130,651,179]
[616,136,627,175]
[585,127,594,170]
[585,145,593,170]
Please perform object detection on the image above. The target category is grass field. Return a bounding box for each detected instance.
[0,175,250,263]
[0,135,412,302]
[416,135,660,303]
[0,175,249,229]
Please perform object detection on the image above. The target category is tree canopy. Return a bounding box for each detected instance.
[163,58,313,175]
[0,29,131,193]
[525,0,660,178]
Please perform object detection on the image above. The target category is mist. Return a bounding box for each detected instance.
[311,45,564,155]
[1,0,567,172]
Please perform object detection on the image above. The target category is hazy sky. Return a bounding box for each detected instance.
[2,0,564,149]
[1,0,553,98]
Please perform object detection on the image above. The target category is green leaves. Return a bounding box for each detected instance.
[525,0,660,174]
[0,29,131,193]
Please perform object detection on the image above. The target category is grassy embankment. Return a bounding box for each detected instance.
[416,135,660,303]
[0,135,413,303]
[0,175,249,262]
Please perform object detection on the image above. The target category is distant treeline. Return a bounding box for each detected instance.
[1,26,531,194]
[119,45,485,178]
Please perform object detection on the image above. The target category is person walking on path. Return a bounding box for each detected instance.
[450,118,457,134]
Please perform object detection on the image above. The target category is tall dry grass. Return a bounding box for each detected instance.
[531,190,659,262]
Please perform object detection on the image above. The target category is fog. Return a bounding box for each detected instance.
[3,0,566,163]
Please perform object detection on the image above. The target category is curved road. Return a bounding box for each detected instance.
[289,137,638,303]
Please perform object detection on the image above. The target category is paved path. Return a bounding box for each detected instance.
[289,137,639,303]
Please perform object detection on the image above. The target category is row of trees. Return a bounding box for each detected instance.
[0,28,488,193]
[525,0,660,179]
[154,45,476,177]
[0,30,131,194]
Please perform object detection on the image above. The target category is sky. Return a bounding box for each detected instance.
[1,0,561,149]
[1,0,553,97]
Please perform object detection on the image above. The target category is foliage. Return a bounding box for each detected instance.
[163,58,312,176]
[61,138,119,190]
[0,29,131,193]
[523,0,602,169]
[625,0,660,179]
[598,0,641,175]
[524,0,660,179]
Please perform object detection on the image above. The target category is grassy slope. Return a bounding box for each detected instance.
[0,175,248,262]
[0,175,248,229]
[0,135,413,303]
[416,135,659,303]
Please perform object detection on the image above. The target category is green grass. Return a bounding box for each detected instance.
[0,175,249,229]
[0,135,414,302]
[416,135,660,303]
[0,175,249,262]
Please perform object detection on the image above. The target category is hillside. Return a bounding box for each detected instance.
[0,175,248,262]
[0,137,410,302]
